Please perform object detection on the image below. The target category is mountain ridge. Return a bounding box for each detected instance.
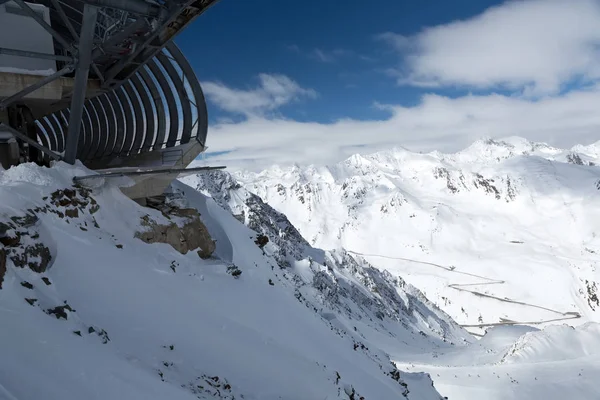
[203,137,600,336]
[180,158,600,399]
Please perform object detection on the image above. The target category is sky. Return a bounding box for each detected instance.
[176,0,600,171]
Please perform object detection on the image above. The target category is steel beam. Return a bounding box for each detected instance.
[50,0,79,41]
[81,0,161,17]
[73,165,227,182]
[0,65,74,109]
[12,0,73,53]
[64,4,98,165]
[0,123,62,161]
[0,47,73,62]
[91,18,149,61]
[166,42,208,147]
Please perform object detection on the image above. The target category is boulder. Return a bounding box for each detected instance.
[136,208,215,258]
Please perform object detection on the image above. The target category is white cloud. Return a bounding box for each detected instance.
[201,74,317,117]
[199,84,600,171]
[196,1,600,171]
[381,0,600,95]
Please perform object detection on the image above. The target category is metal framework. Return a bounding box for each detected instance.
[0,0,219,168]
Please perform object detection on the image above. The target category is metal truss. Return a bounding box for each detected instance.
[0,0,219,166]
[35,41,208,164]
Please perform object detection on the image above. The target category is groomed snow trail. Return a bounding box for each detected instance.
[347,251,581,329]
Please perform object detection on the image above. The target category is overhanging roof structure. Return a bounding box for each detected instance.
[0,0,219,171]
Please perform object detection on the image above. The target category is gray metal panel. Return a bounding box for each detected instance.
[34,121,52,156]
[115,85,135,156]
[166,41,208,147]
[138,65,166,151]
[60,108,71,150]
[79,99,95,160]
[123,80,145,155]
[147,58,178,150]
[96,93,116,158]
[41,117,59,152]
[108,89,126,157]
[131,73,155,153]
[26,42,208,168]
[78,104,93,155]
[49,113,65,152]
[157,51,191,146]
[82,96,103,160]
[42,115,60,152]
[88,95,109,159]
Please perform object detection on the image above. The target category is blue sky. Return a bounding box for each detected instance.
[175,0,600,170]
[177,0,498,123]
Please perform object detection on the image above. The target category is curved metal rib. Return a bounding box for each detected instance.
[34,41,207,168]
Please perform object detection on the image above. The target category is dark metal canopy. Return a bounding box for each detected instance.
[0,0,219,167]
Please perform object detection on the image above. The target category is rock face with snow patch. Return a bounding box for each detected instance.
[180,170,470,348]
[135,197,215,258]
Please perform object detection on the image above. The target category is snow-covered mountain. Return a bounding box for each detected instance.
[216,137,600,338]
[4,147,600,400]
[0,161,465,400]
[180,170,470,351]
[181,151,600,400]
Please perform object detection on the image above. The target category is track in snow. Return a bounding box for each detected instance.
[346,250,581,328]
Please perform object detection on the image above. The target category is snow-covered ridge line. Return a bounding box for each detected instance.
[232,136,600,179]
[208,135,600,340]
[181,164,600,400]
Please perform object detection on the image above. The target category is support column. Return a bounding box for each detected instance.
[64,4,98,165]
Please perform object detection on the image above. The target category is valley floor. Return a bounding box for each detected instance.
[393,324,600,400]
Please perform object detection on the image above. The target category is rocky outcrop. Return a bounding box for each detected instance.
[0,214,53,276]
[0,185,108,288]
[135,201,215,258]
[10,242,52,273]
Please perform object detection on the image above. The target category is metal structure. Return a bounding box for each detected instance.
[0,0,219,174]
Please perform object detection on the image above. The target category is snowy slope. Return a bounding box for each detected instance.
[182,164,600,400]
[0,162,454,400]
[225,137,600,337]
[180,170,471,354]
[394,323,600,400]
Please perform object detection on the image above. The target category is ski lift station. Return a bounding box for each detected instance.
[0,0,223,202]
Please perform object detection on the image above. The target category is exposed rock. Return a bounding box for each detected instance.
[226,265,242,278]
[567,153,584,165]
[254,234,269,249]
[25,298,37,306]
[20,281,34,289]
[135,207,215,257]
[0,232,20,247]
[10,242,52,273]
[197,248,213,260]
[46,303,75,320]
[65,208,79,218]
